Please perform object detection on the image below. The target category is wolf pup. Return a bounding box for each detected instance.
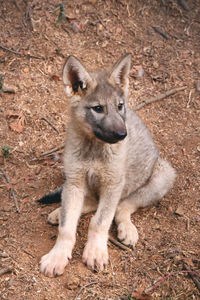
[39,54,176,277]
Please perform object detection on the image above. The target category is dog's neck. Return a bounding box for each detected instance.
[67,120,125,162]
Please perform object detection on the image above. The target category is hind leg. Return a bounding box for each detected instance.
[48,196,98,225]
[115,159,176,247]
[48,207,61,225]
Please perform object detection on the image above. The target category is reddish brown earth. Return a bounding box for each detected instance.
[0,1,199,299]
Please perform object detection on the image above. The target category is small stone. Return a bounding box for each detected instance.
[35,167,41,175]
[137,68,144,77]
[24,67,29,73]
[0,251,8,258]
[153,61,159,69]
[175,206,184,216]
[3,84,18,93]
[97,23,103,36]
[168,206,173,212]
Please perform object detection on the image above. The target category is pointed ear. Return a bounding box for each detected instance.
[63,56,93,98]
[109,53,131,96]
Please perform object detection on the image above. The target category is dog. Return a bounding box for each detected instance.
[38,54,176,277]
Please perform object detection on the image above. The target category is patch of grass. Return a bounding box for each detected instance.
[56,3,65,23]
[1,146,11,158]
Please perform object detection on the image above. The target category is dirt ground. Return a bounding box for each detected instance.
[0,0,200,299]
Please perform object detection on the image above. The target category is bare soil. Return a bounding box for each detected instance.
[0,0,200,299]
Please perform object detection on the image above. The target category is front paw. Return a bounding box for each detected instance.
[40,241,72,277]
[82,236,108,271]
[117,221,138,247]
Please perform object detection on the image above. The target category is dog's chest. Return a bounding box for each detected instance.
[87,168,100,191]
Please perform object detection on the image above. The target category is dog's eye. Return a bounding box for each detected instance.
[92,105,104,113]
[118,103,124,111]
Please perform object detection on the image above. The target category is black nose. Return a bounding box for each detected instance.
[113,131,127,140]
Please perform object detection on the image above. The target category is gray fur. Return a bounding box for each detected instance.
[40,54,176,277]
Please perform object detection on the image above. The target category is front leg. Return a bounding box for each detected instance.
[40,182,85,277]
[82,184,123,270]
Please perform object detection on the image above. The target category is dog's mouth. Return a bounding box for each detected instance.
[94,129,127,144]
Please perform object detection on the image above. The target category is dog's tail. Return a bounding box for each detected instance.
[37,186,62,204]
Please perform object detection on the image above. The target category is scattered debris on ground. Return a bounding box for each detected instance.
[0,1,199,299]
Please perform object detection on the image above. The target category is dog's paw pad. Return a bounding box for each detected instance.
[117,221,138,247]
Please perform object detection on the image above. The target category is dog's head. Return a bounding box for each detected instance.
[62,54,131,144]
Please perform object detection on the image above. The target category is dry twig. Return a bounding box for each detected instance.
[0,44,22,56]
[109,235,132,252]
[41,117,59,134]
[0,167,20,213]
[0,44,43,59]
[40,145,65,157]
[183,264,200,292]
[146,269,200,294]
[74,281,98,300]
[22,248,35,258]
[134,86,187,111]
[152,26,169,40]
[25,2,34,31]
[13,0,22,12]
[0,266,13,277]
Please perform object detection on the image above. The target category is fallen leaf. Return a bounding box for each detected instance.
[68,16,77,23]
[116,26,122,34]
[45,11,51,20]
[51,74,61,81]
[6,112,20,119]
[132,290,152,300]
[0,156,4,165]
[102,40,109,48]
[46,159,56,166]
[24,174,35,184]
[71,20,86,33]
[24,67,29,73]
[132,287,152,300]
[9,115,25,133]
[182,258,194,268]
[174,206,184,216]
